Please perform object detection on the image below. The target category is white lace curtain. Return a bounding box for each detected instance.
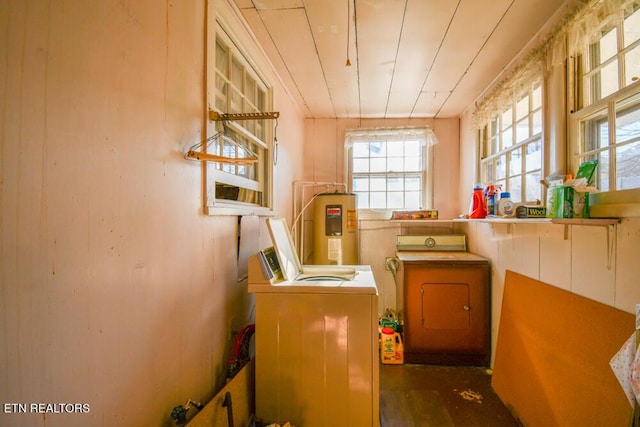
[344,126,436,148]
[473,0,638,128]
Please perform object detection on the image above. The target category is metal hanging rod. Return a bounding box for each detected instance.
[185,150,258,165]
[208,110,280,121]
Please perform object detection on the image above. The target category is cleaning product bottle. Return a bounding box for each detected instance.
[469,185,487,218]
[485,185,496,216]
[380,327,404,364]
[498,192,514,217]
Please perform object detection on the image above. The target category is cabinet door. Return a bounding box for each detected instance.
[422,283,470,329]
[404,263,489,358]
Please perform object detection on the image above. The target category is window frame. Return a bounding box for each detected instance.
[203,22,275,216]
[344,128,434,219]
[478,82,544,204]
[570,2,640,193]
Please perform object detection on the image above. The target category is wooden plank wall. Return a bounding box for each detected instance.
[492,270,634,427]
[188,359,255,427]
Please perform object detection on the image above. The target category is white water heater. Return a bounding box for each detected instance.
[312,193,358,265]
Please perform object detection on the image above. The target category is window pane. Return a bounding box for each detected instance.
[388,140,403,154]
[370,142,386,157]
[370,177,386,191]
[353,142,370,157]
[370,192,386,208]
[598,61,620,100]
[582,112,609,151]
[353,158,369,173]
[482,161,494,183]
[215,75,228,111]
[525,171,542,201]
[491,118,499,137]
[496,156,506,180]
[387,192,404,208]
[388,157,404,171]
[526,140,542,172]
[508,176,522,203]
[532,85,542,110]
[388,176,403,191]
[617,140,640,189]
[594,28,618,67]
[516,118,529,143]
[491,135,499,154]
[532,110,542,135]
[516,95,529,120]
[502,108,513,129]
[405,176,421,191]
[510,148,522,175]
[584,152,610,191]
[216,42,228,73]
[356,192,369,209]
[370,158,386,172]
[502,128,513,149]
[625,45,640,86]
[405,140,421,156]
[405,191,421,209]
[404,157,420,171]
[624,7,640,47]
[616,102,640,144]
[353,177,369,191]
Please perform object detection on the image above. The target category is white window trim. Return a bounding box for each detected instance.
[344,127,435,220]
[204,3,276,217]
[569,80,640,187]
[478,81,544,204]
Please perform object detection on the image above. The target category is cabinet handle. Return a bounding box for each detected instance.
[463,305,470,311]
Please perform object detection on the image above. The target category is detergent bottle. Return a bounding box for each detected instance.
[380,327,404,364]
[485,185,497,216]
[469,185,487,219]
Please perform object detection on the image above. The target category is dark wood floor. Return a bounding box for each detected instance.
[380,364,520,427]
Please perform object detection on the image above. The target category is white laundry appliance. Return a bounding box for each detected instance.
[248,217,379,427]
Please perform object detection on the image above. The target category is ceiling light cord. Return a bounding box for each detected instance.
[346,0,352,66]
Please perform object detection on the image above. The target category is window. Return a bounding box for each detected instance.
[205,28,273,212]
[479,83,544,203]
[573,2,640,191]
[345,128,434,214]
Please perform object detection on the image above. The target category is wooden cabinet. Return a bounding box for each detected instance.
[400,254,490,365]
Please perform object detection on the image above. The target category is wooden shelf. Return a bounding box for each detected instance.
[389,219,455,224]
[453,217,620,226]
[453,218,551,224]
[550,218,620,226]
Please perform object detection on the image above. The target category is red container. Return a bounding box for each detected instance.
[469,186,487,218]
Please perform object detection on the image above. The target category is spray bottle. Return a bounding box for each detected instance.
[485,185,497,216]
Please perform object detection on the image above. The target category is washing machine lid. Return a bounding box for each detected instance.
[266,217,303,281]
[266,217,356,282]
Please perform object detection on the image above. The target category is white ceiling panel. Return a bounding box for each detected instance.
[304,0,360,117]
[386,0,459,116]
[257,7,334,116]
[231,0,576,119]
[355,0,407,117]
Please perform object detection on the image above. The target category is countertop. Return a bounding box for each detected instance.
[396,251,489,263]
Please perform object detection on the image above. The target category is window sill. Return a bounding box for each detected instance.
[204,205,274,217]
[453,217,619,226]
[589,188,640,218]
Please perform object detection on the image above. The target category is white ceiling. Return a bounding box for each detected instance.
[234,0,576,119]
